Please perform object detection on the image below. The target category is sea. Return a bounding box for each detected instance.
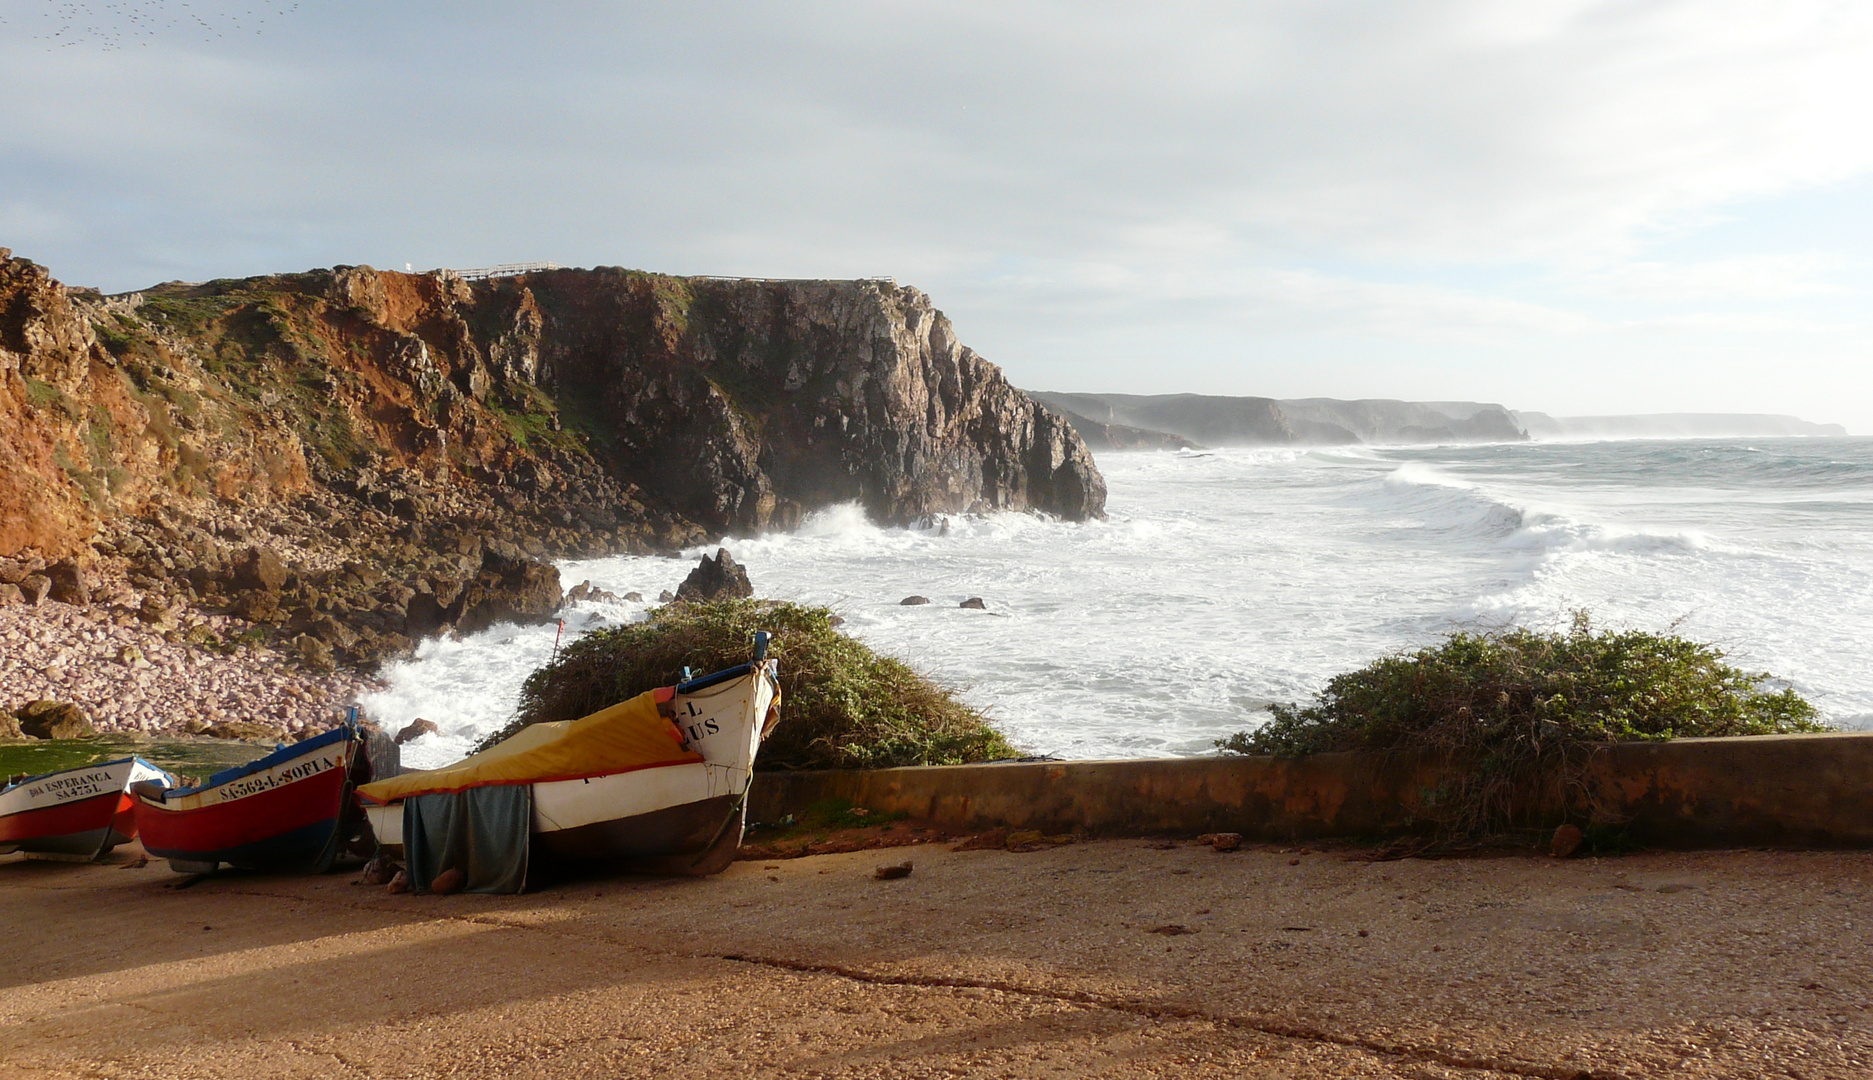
[369,437,1873,770]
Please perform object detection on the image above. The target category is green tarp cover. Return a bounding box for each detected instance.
[403,784,531,894]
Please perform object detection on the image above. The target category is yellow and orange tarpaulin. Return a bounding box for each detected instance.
[356,689,699,804]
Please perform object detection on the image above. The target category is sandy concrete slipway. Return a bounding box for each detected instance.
[2,837,1869,1078]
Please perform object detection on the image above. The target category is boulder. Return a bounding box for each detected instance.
[623,591,644,602]
[449,544,563,634]
[293,634,337,673]
[307,613,360,649]
[229,589,280,623]
[674,548,754,603]
[138,594,176,627]
[0,712,22,739]
[45,559,89,606]
[358,855,401,886]
[232,546,289,593]
[364,727,402,783]
[430,867,466,895]
[658,590,674,603]
[19,574,51,605]
[566,580,592,602]
[1551,823,1584,859]
[394,718,439,745]
[0,583,21,607]
[16,700,94,740]
[899,596,931,606]
[115,644,149,668]
[958,597,987,610]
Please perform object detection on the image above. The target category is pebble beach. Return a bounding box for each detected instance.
[1,591,377,739]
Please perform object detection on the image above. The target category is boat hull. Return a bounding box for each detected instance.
[537,792,738,860]
[0,758,171,860]
[135,729,356,873]
[364,662,775,874]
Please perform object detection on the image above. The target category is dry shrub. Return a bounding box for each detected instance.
[1219,615,1825,840]
[478,599,1017,771]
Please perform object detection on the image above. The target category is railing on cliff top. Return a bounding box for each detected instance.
[689,275,898,284]
[449,262,564,280]
[443,265,898,286]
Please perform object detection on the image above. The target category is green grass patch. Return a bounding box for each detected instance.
[141,292,237,333]
[23,376,77,418]
[1219,615,1825,841]
[489,402,554,450]
[744,796,910,844]
[486,382,587,456]
[797,796,909,831]
[481,599,1018,770]
[1,737,268,785]
[91,319,136,356]
[84,404,114,462]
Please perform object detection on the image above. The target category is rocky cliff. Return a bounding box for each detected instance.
[1029,391,1528,447]
[1031,391,1294,447]
[1044,407,1198,453]
[0,250,1103,670]
[1275,398,1528,444]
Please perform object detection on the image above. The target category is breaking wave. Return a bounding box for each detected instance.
[365,436,1873,763]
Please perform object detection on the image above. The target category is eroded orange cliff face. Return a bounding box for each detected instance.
[0,253,1104,564]
[1,252,312,558]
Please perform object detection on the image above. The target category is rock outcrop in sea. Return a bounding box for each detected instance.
[0,249,1104,733]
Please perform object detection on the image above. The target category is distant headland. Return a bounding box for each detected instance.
[1028,391,1847,450]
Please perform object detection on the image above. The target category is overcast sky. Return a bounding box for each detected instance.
[3,1,1871,430]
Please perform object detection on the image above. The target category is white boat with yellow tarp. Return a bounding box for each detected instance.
[357,634,779,879]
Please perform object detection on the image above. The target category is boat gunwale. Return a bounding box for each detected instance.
[1,755,155,797]
[159,727,351,799]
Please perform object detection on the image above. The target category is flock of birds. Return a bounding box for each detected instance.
[3,1,302,49]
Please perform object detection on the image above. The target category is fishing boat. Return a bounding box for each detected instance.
[133,724,363,874]
[358,633,780,879]
[0,757,176,861]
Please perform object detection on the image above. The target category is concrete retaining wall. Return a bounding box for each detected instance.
[748,732,1873,848]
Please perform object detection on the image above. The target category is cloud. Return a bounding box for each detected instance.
[3,0,1873,425]
[8,0,1873,276]
[1557,255,1855,302]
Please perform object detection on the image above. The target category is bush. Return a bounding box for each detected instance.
[479,599,1018,770]
[1218,616,1825,839]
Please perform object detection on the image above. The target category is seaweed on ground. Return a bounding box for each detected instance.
[477,599,1018,771]
[1218,613,1826,841]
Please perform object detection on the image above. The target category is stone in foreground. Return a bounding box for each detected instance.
[15,700,93,740]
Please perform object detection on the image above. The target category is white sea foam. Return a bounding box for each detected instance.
[364,437,1873,763]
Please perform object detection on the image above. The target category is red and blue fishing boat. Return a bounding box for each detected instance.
[133,725,362,874]
[0,757,176,861]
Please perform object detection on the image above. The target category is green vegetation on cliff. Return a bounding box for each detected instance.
[1219,616,1825,839]
[483,599,1018,771]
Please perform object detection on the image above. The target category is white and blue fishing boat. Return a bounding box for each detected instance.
[358,634,780,881]
[0,757,176,861]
